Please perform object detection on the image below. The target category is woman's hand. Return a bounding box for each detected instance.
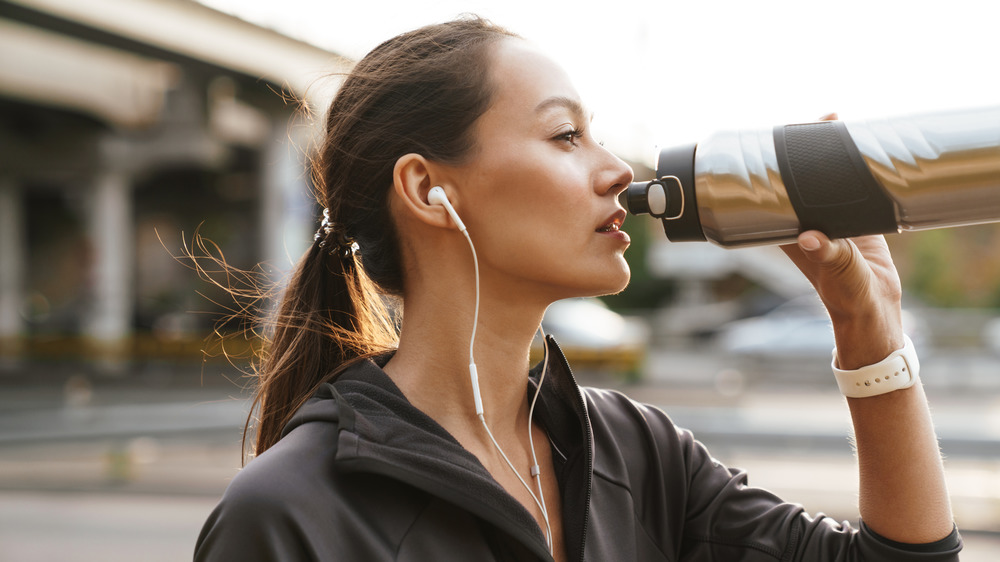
[780,231,904,369]
[777,112,905,368]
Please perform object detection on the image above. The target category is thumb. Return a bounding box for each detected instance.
[797,230,853,267]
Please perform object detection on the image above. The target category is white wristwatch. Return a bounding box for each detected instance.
[831,335,920,398]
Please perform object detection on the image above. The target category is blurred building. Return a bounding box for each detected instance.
[0,0,350,370]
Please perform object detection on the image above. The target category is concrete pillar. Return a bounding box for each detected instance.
[0,179,25,363]
[260,119,313,276]
[84,165,133,364]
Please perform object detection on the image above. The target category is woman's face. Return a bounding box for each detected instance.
[444,38,634,303]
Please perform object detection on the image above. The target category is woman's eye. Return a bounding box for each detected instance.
[555,129,583,146]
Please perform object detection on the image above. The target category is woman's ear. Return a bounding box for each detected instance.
[392,153,455,229]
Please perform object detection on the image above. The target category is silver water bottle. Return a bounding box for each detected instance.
[625,106,1000,247]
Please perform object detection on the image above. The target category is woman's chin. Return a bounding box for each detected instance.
[611,259,632,292]
[574,265,631,298]
[604,276,631,297]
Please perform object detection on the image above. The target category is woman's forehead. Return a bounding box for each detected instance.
[486,38,584,119]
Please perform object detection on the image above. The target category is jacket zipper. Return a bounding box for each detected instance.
[546,337,593,562]
[578,411,593,562]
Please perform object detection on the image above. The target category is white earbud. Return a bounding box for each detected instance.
[428,186,467,233]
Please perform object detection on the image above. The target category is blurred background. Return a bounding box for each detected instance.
[0,0,997,559]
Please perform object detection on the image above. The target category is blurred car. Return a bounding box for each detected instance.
[532,298,649,379]
[716,295,928,362]
[984,317,1000,355]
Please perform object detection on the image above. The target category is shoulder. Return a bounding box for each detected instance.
[195,392,433,561]
[232,421,340,500]
[195,423,341,560]
[214,381,358,510]
[579,386,719,503]
[581,386,695,452]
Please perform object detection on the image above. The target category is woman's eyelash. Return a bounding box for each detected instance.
[555,128,584,145]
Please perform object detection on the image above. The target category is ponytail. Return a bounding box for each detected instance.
[246,243,396,458]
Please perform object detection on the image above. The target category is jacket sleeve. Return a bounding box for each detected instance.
[585,389,962,561]
[676,424,961,561]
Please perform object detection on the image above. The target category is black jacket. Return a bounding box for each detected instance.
[195,338,962,561]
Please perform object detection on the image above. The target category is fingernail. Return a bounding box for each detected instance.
[801,234,821,251]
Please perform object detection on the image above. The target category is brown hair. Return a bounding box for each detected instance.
[247,17,518,457]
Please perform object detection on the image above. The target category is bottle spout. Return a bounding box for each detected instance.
[625,181,654,215]
[624,142,707,242]
[625,178,682,220]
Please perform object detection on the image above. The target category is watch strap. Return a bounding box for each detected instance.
[832,335,919,398]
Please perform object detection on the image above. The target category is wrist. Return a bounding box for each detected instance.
[830,308,903,370]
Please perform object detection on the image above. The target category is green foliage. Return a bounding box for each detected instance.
[889,223,1000,308]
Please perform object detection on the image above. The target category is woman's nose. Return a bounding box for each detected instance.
[599,151,634,197]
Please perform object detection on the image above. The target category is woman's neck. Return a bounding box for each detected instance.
[384,280,548,444]
[382,259,564,558]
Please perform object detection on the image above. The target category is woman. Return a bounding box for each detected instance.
[195,17,961,561]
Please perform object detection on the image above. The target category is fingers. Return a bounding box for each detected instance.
[796,230,853,268]
[798,231,822,252]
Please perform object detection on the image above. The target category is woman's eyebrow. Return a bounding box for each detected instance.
[535,96,591,121]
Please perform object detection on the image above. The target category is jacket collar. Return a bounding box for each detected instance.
[285,336,592,560]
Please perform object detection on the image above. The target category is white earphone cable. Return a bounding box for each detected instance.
[463,228,479,372]
[460,228,552,552]
[527,325,551,537]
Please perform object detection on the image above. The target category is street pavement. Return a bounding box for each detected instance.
[1,349,998,560]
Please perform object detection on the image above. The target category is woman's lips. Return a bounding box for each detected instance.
[597,210,630,243]
[596,210,627,233]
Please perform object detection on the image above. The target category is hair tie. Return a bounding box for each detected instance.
[314,208,359,259]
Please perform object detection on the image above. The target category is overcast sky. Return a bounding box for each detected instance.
[200,0,998,164]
